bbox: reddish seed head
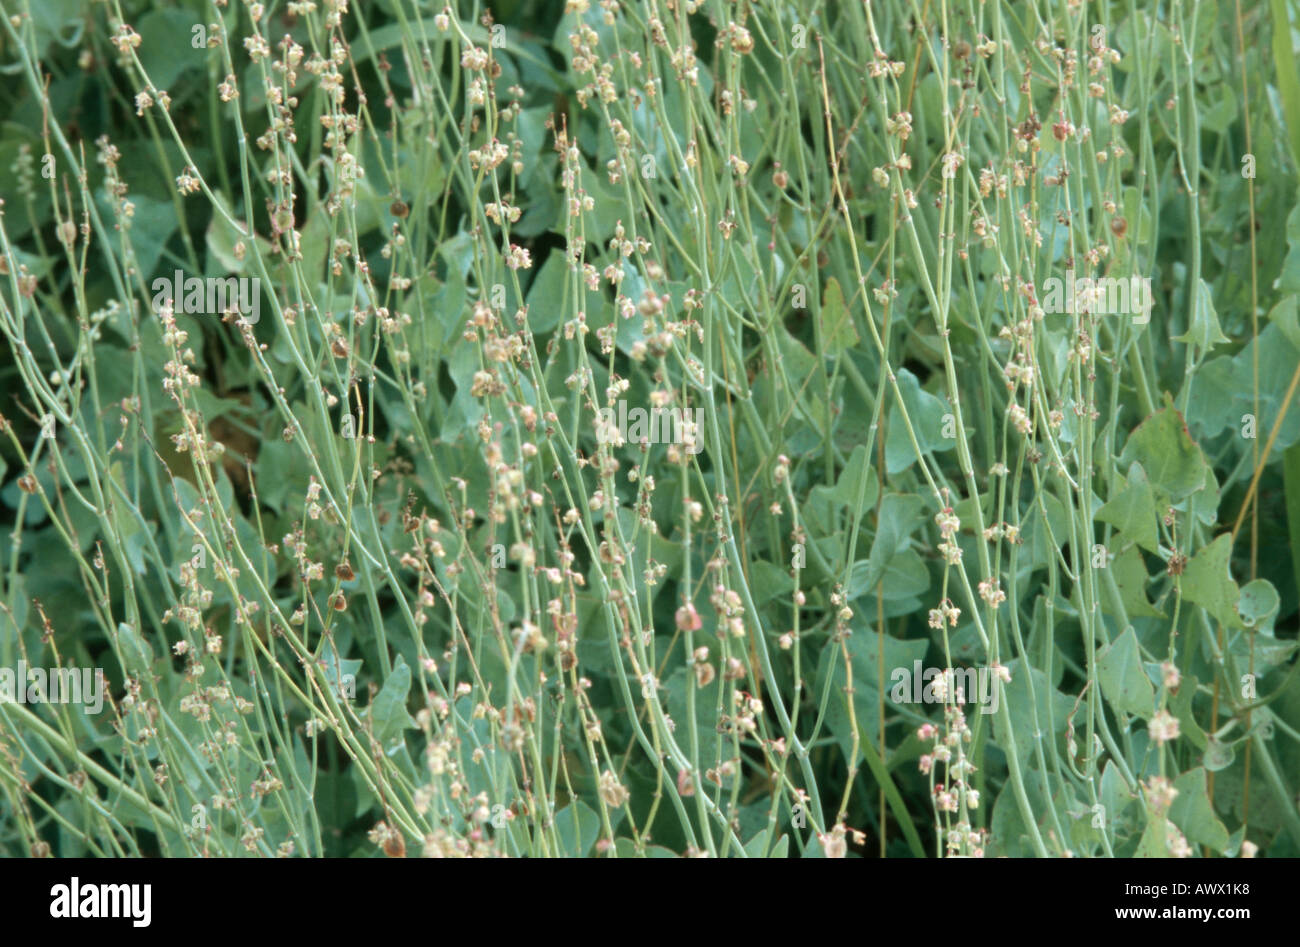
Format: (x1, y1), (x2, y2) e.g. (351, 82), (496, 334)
(677, 768), (695, 797)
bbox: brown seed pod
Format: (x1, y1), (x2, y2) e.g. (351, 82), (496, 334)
(390, 200), (409, 218)
(677, 768), (696, 797)
(383, 831), (406, 858)
(1111, 215), (1128, 238)
(331, 336), (350, 358)
(335, 562), (355, 581)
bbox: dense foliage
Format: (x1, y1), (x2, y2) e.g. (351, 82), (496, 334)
(0, 0), (1298, 858)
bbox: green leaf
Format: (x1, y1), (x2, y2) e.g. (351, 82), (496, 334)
(1200, 90), (1238, 135)
(1133, 817), (1168, 857)
(1170, 673), (1207, 750)
(747, 560), (795, 607)
(849, 713), (926, 858)
(614, 839), (677, 858)
(118, 195), (179, 284)
(1186, 356), (1241, 438)
(742, 829), (770, 857)
(439, 232), (476, 282)
(137, 10), (202, 89)
(317, 655), (363, 700)
(1236, 579), (1280, 630)
(114, 623), (154, 676)
(991, 660), (1076, 762)
(1240, 326), (1300, 450)
(367, 656), (418, 747)
(1122, 186), (1154, 245)
(837, 647), (930, 863)
(1101, 760), (1139, 838)
(1096, 463), (1159, 553)
(753, 833), (791, 858)
(1173, 279), (1230, 352)
(817, 624), (928, 765)
(1202, 737), (1235, 772)
(27, 0), (86, 52)
(1286, 442), (1300, 605)
(820, 277), (859, 354)
(1269, 0), (1300, 171)
(1182, 534), (1242, 630)
(1107, 545), (1164, 619)
(1118, 398), (1208, 504)
(1270, 296), (1300, 350)
(775, 329), (822, 430)
(874, 550), (931, 601)
(884, 370), (955, 474)
(1228, 619), (1297, 669)
(1096, 628), (1156, 719)
(524, 249), (569, 334)
(1279, 207), (1300, 296)
(828, 444), (878, 512)
(553, 801), (601, 856)
(354, 19), (564, 88)
(989, 769), (1056, 856)
(664, 666), (719, 768)
(847, 493), (923, 595)
(1182, 462), (1221, 528)
(205, 193), (273, 276)
(1169, 768), (1230, 853)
